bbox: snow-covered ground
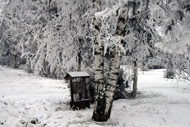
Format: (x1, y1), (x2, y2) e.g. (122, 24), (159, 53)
(0, 66), (190, 127)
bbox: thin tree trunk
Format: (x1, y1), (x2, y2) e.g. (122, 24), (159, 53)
(101, 1), (135, 120)
(92, 0), (136, 122)
(49, 0), (52, 20)
(165, 55), (175, 79)
(92, 0), (105, 121)
(77, 50), (82, 71)
(103, 48), (120, 121)
(27, 58), (32, 73)
(92, 39), (105, 121)
(13, 55), (17, 68)
(132, 60), (138, 98)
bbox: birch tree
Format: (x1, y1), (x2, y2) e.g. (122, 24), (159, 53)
(92, 0), (105, 121)
(92, 0), (136, 121)
(91, 0), (167, 120)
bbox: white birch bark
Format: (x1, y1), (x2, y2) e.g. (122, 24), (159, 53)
(104, 48), (120, 115)
(92, 0), (105, 121)
(93, 38), (104, 106)
(102, 0), (135, 120)
(92, 0), (136, 121)
(92, 0), (103, 96)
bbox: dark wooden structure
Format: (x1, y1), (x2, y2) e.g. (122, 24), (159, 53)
(65, 72), (90, 110)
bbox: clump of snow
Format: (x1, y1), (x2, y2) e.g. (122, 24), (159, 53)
(155, 34), (190, 55)
(67, 72), (90, 78)
(95, 8), (111, 19)
(0, 66), (190, 127)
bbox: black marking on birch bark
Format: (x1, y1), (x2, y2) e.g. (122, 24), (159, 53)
(105, 94), (114, 99)
(106, 83), (116, 88)
(118, 17), (126, 23)
(95, 25), (101, 31)
(120, 30), (126, 36)
(112, 72), (119, 76)
(105, 87), (115, 92)
(96, 61), (104, 66)
(94, 81), (104, 86)
(94, 40), (99, 44)
(95, 69), (104, 72)
(97, 64), (104, 68)
(99, 62), (104, 67)
(109, 78), (115, 81)
(115, 29), (126, 36)
(94, 51), (102, 55)
(100, 46), (104, 51)
(107, 70), (119, 75)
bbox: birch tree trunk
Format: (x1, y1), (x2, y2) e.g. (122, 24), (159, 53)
(92, 39), (105, 121)
(103, 48), (120, 120)
(93, 7), (129, 122)
(92, 0), (136, 121)
(92, 0), (106, 121)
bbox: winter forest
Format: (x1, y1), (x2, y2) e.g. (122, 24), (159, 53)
(0, 0), (190, 126)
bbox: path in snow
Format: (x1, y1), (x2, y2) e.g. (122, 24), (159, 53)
(0, 66), (190, 127)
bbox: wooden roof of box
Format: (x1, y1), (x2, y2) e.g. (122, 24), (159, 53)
(65, 72), (90, 79)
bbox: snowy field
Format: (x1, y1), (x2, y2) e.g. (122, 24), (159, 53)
(0, 66), (190, 127)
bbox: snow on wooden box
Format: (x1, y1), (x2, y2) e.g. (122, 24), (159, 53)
(64, 72), (90, 110)
(67, 72), (90, 78)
